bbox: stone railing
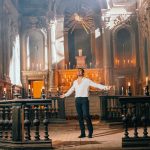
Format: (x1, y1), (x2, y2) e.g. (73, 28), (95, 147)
(119, 96), (150, 148)
(99, 96), (124, 122)
(0, 97), (65, 150)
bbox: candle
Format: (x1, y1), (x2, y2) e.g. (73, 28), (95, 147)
(57, 87), (59, 92)
(55, 100), (58, 111)
(28, 84), (31, 89)
(4, 87), (6, 92)
(40, 63), (41, 70)
(69, 62), (70, 69)
(123, 59), (125, 64)
(90, 62), (92, 68)
(78, 49), (82, 56)
(42, 86), (45, 90)
(128, 82), (130, 87)
(52, 100), (54, 108)
(146, 77), (148, 86)
(113, 85), (115, 94)
(37, 64), (38, 70)
(121, 86), (123, 95)
(65, 64), (67, 69)
(32, 63), (34, 70)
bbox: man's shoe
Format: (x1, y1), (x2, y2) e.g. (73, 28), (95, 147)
(88, 134), (92, 138)
(78, 134), (86, 138)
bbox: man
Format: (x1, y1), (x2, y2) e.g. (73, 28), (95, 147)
(60, 68), (111, 138)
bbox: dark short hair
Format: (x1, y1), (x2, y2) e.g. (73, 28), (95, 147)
(78, 68), (84, 74)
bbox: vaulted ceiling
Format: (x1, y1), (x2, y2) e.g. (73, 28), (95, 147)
(14, 0), (108, 17)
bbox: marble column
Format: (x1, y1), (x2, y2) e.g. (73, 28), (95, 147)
(102, 27), (113, 85)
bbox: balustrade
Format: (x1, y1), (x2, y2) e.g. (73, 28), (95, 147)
(0, 97), (65, 149)
(99, 96), (123, 122)
(119, 96), (150, 147)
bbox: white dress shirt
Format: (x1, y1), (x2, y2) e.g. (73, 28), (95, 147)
(64, 77), (107, 98)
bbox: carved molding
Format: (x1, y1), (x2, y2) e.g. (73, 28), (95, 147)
(22, 16), (49, 30)
(138, 0), (150, 37)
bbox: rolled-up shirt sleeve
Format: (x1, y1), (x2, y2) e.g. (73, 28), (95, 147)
(89, 79), (107, 90)
(64, 82), (75, 97)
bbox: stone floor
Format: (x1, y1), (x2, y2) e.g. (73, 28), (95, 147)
(48, 120), (124, 150)
(47, 120), (150, 150)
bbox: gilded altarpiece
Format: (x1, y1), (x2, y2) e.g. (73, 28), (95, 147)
(58, 69), (104, 93)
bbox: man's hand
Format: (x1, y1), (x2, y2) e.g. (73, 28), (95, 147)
(105, 86), (112, 90)
(60, 94), (65, 99)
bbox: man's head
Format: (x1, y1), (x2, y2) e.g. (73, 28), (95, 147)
(77, 68), (84, 77)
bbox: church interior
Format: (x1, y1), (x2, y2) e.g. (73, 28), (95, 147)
(0, 0), (150, 149)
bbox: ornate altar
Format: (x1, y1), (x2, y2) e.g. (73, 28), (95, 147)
(58, 69), (104, 93)
(75, 49), (87, 68)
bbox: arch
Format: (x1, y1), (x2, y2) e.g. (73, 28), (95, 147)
(112, 24), (136, 68)
(21, 28), (47, 71)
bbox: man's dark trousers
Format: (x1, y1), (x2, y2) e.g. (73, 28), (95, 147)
(75, 97), (93, 135)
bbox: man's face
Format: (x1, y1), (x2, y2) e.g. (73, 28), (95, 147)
(77, 69), (84, 77)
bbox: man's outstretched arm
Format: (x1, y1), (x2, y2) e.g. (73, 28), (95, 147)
(89, 79), (111, 90)
(60, 83), (75, 98)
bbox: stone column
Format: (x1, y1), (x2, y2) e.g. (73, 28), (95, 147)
(64, 30), (69, 69)
(20, 20), (27, 97)
(20, 33), (27, 71)
(147, 8), (150, 77)
(102, 27), (113, 85)
(2, 8), (7, 79)
(0, 0), (3, 78)
(91, 32), (96, 67)
(47, 22), (58, 91)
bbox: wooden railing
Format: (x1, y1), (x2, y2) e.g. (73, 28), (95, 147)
(0, 97), (65, 150)
(119, 96), (150, 148)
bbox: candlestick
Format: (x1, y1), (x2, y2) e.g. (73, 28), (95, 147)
(121, 86), (124, 95)
(4, 87), (6, 93)
(37, 64), (39, 70)
(146, 77), (148, 86)
(69, 62), (70, 69)
(90, 62), (92, 68)
(55, 100), (58, 111)
(52, 100), (54, 109)
(127, 82), (132, 96)
(2, 87), (7, 100)
(41, 87), (46, 99)
(65, 64), (67, 70)
(57, 87), (60, 96)
(40, 63), (41, 70)
(145, 85), (149, 96)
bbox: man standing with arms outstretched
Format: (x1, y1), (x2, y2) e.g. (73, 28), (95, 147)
(60, 68), (111, 138)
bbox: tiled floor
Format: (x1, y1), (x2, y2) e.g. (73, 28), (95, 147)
(49, 120), (124, 150)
